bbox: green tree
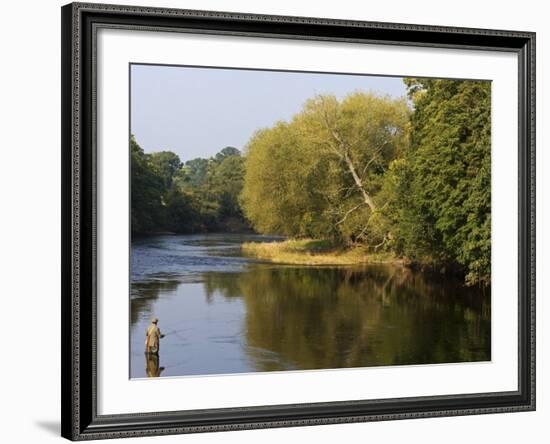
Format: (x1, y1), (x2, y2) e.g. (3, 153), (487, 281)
(214, 146), (241, 163)
(240, 92), (410, 245)
(164, 188), (202, 233)
(240, 122), (322, 237)
(176, 157), (209, 189)
(170, 147), (249, 232)
(149, 151), (182, 189)
(210, 152), (246, 218)
(130, 136), (166, 234)
(386, 79), (491, 285)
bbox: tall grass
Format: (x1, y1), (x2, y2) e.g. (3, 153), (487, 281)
(241, 239), (399, 266)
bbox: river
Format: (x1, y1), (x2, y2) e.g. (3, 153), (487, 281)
(130, 233), (490, 378)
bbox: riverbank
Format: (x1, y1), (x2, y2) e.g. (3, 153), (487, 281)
(241, 239), (404, 266)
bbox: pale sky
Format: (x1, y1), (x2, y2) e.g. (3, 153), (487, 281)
(130, 64), (407, 162)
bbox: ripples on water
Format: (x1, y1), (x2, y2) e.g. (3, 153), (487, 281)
(130, 234), (490, 378)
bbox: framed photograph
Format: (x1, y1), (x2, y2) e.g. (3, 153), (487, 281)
(61, 2), (536, 440)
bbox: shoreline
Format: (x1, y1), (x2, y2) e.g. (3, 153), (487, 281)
(241, 239), (406, 266)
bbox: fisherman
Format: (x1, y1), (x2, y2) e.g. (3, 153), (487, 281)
(145, 317), (165, 355)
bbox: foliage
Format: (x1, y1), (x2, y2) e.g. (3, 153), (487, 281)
(240, 92), (410, 246)
(176, 158), (209, 188)
(148, 151), (182, 189)
(130, 138), (249, 235)
(130, 136), (165, 233)
(384, 79), (491, 285)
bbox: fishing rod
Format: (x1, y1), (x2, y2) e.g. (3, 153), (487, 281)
(154, 320), (190, 336)
(161, 326), (192, 343)
(162, 328), (188, 336)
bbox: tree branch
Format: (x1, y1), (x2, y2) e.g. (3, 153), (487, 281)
(335, 202), (366, 226)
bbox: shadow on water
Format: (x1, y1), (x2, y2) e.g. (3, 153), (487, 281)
(130, 234), (490, 378)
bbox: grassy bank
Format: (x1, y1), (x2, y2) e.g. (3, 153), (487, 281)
(241, 239), (403, 266)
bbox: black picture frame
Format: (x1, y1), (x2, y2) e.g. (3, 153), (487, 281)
(61, 2), (536, 440)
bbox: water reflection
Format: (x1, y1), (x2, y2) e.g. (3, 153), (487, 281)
(203, 266), (490, 372)
(130, 235), (490, 378)
(145, 353), (165, 377)
(130, 279), (180, 325)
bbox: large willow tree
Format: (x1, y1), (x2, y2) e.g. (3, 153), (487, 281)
(240, 92), (410, 246)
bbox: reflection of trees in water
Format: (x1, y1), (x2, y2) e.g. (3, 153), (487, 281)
(130, 280), (180, 326)
(203, 273), (243, 303)
(203, 266), (490, 372)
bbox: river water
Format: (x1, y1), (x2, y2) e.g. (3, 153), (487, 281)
(130, 234), (490, 378)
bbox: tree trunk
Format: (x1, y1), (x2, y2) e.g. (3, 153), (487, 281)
(343, 152), (376, 212)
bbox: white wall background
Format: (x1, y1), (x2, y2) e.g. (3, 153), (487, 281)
(0, 0), (545, 443)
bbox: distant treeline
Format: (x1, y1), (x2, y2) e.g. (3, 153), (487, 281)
(131, 142), (249, 234)
(132, 78), (491, 285)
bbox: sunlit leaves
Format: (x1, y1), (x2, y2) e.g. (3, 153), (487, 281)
(240, 92), (410, 245)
